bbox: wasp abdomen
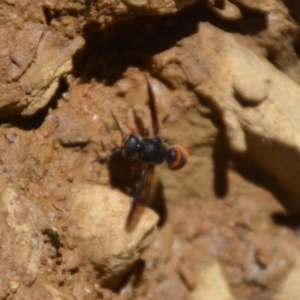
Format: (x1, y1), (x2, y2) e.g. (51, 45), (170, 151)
(166, 145), (189, 169)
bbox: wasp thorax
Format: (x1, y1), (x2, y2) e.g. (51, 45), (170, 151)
(138, 138), (166, 164)
(123, 134), (141, 158)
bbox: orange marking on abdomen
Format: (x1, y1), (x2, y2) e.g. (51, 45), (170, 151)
(170, 145), (189, 169)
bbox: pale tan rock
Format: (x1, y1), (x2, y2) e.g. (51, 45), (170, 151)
(60, 248), (81, 271)
(0, 30), (84, 117)
(123, 0), (148, 9)
(179, 264), (196, 291)
(239, 232), (295, 287)
(274, 256), (300, 300)
(223, 110), (246, 153)
(66, 183), (158, 287)
(211, 0), (242, 21)
(4, 23), (44, 82)
(11, 283), (76, 300)
(233, 73), (272, 104)
(43, 284), (77, 300)
(230, 0), (275, 13)
(192, 260), (236, 300)
(57, 115), (91, 147)
(257, 9), (300, 84)
(90, 0), (200, 25)
(148, 0), (196, 13)
(0, 185), (50, 298)
(153, 22), (300, 212)
(20, 33), (84, 116)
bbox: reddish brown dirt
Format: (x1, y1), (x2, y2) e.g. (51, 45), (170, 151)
(1, 1), (300, 300)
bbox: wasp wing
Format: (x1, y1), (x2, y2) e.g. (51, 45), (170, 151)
(126, 165), (154, 232)
(131, 107), (149, 137)
(145, 77), (160, 137)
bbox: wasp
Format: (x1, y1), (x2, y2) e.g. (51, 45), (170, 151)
(96, 76), (189, 230)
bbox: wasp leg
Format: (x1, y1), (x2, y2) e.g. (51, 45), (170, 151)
(94, 148), (122, 164)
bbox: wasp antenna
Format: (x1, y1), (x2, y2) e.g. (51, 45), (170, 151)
(110, 111), (125, 143)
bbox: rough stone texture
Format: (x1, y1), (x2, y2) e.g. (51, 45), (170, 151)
(19, 33), (84, 116)
(153, 22), (300, 213)
(0, 0), (84, 116)
(210, 0), (242, 21)
(57, 115), (91, 147)
(3, 23), (44, 83)
(192, 261), (236, 300)
(11, 283), (77, 300)
(230, 0), (276, 13)
(0, 184), (50, 299)
(274, 256), (300, 300)
(256, 8), (300, 84)
(0, 0), (297, 118)
(232, 73), (271, 104)
(66, 183), (158, 287)
(0, 0), (300, 299)
(0, 30), (84, 116)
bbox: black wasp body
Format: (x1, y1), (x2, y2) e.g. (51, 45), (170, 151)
(122, 134), (188, 169)
(96, 76), (189, 230)
(124, 135), (166, 164)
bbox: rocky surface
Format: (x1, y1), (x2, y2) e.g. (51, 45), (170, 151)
(0, 0), (300, 299)
(66, 184), (158, 288)
(152, 21), (300, 212)
(0, 185), (50, 299)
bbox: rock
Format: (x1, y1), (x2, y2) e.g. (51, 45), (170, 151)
(20, 33), (84, 116)
(230, 0), (275, 13)
(11, 283), (76, 300)
(210, 0), (243, 22)
(223, 110), (247, 153)
(0, 28), (84, 117)
(179, 264), (196, 291)
(192, 260), (236, 300)
(274, 256), (300, 300)
(0, 185), (50, 299)
(233, 73), (272, 105)
(239, 232), (294, 287)
(57, 116), (91, 147)
(4, 23), (44, 83)
(152, 22), (300, 213)
(65, 183), (158, 287)
(256, 9), (300, 84)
